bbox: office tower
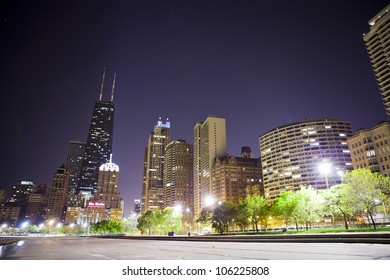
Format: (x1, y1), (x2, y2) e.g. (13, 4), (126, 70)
(78, 70), (116, 195)
(94, 155), (122, 218)
(65, 140), (86, 207)
(133, 199), (141, 214)
(193, 116), (227, 218)
(45, 164), (70, 223)
(25, 184), (49, 225)
(163, 139), (193, 212)
(347, 121), (390, 176)
(141, 118), (171, 212)
(259, 119), (353, 201)
(8, 180), (37, 222)
(363, 4), (390, 117)
(211, 146), (262, 204)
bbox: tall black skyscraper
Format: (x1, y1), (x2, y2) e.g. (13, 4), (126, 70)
(65, 140), (86, 206)
(78, 70), (116, 196)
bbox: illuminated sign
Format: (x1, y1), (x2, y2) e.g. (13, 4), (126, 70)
(87, 201), (105, 208)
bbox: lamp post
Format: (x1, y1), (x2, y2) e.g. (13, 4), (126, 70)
(319, 161), (332, 189)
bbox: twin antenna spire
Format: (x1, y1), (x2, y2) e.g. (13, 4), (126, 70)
(99, 67), (116, 102)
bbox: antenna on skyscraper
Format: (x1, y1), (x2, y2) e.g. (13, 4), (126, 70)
(111, 73), (116, 102)
(99, 67), (106, 101)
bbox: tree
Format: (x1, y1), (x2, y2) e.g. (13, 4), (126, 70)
(274, 191), (299, 231)
(91, 220), (123, 234)
(321, 184), (356, 229)
(241, 195), (269, 233)
(294, 186), (324, 230)
(342, 169), (389, 229)
(137, 210), (157, 235)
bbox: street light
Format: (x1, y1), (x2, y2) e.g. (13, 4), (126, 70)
(319, 161), (332, 189)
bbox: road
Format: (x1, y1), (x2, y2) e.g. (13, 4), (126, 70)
(1, 236), (390, 260)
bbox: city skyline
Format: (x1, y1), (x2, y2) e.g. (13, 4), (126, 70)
(1, 1), (388, 214)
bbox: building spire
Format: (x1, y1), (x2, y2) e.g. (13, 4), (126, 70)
(99, 67), (106, 101)
(111, 73), (116, 102)
(109, 153), (112, 164)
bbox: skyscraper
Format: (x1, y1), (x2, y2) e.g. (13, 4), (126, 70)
(78, 70), (116, 196)
(163, 139), (193, 211)
(94, 155), (121, 210)
(45, 164), (70, 223)
(363, 4), (390, 117)
(193, 116), (227, 218)
(259, 119), (353, 201)
(65, 140), (86, 207)
(141, 118), (171, 212)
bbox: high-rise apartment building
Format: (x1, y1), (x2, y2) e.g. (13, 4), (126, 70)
(45, 165), (70, 223)
(211, 147), (262, 204)
(259, 119), (353, 201)
(347, 121), (390, 176)
(78, 70), (116, 195)
(193, 116), (227, 218)
(141, 118), (171, 212)
(163, 139), (193, 212)
(65, 140), (86, 207)
(363, 4), (390, 117)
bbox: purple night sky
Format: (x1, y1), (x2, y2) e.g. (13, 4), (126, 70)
(1, 0), (388, 215)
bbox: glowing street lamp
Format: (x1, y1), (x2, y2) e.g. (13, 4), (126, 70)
(205, 196), (215, 207)
(319, 161), (332, 189)
(20, 221), (29, 231)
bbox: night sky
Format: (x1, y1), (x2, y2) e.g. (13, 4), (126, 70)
(1, 0), (388, 215)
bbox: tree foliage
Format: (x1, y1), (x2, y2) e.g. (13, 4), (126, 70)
(341, 169), (390, 229)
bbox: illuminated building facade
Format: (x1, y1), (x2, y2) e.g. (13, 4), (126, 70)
(193, 116), (227, 218)
(25, 184), (49, 225)
(65, 140), (86, 207)
(78, 70), (116, 195)
(141, 118), (171, 212)
(347, 121), (390, 176)
(259, 119), (353, 201)
(363, 4), (390, 117)
(163, 139), (193, 211)
(211, 147), (262, 204)
(45, 165), (70, 223)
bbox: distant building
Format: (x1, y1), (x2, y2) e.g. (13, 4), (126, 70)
(0, 205), (21, 227)
(93, 155), (123, 220)
(211, 147), (262, 204)
(45, 165), (69, 223)
(65, 140), (86, 207)
(347, 121), (390, 176)
(0, 188), (7, 205)
(193, 116), (227, 218)
(141, 118), (171, 212)
(363, 4), (390, 117)
(8, 180), (36, 222)
(259, 119), (353, 201)
(163, 139), (193, 212)
(133, 199), (141, 215)
(25, 184), (49, 225)
(64, 207), (82, 225)
(78, 70), (116, 196)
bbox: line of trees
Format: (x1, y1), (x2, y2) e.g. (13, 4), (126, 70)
(196, 169), (390, 234)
